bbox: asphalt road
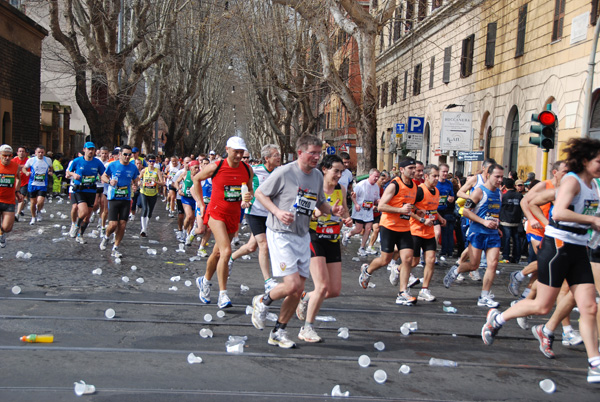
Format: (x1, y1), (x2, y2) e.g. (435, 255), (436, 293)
(0, 195), (598, 401)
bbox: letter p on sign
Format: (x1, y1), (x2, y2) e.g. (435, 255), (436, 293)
(408, 117), (425, 134)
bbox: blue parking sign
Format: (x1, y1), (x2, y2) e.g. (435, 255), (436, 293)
(408, 117), (425, 133)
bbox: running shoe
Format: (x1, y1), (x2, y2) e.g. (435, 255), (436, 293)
(365, 246), (378, 255)
(251, 294), (268, 330)
(69, 224), (78, 238)
(387, 260), (398, 271)
(268, 328), (296, 348)
(264, 278), (278, 293)
(231, 236), (240, 246)
(588, 365), (600, 383)
(510, 300), (530, 330)
(0, 233), (6, 248)
(197, 247), (208, 257)
(358, 264), (371, 289)
(185, 233), (195, 246)
(228, 257), (234, 277)
(196, 276), (211, 304)
(140, 231), (147, 238)
(481, 308), (501, 345)
(532, 325), (555, 359)
(75, 234), (87, 244)
(498, 259), (509, 264)
(443, 265), (459, 288)
(29, 217), (36, 225)
(341, 232), (349, 246)
(14, 215), (18, 222)
(456, 273), (465, 282)
(357, 247), (367, 257)
(389, 266), (399, 286)
(407, 273), (420, 288)
(298, 326), (321, 343)
(477, 294), (499, 308)
(217, 292), (232, 309)
(296, 292), (308, 321)
(417, 288), (436, 302)
(111, 247), (122, 258)
(36, 214), (42, 222)
(416, 262), (424, 268)
(99, 236), (108, 251)
(562, 330), (583, 346)
(507, 271), (522, 297)
(396, 291), (417, 305)
(469, 269), (481, 281)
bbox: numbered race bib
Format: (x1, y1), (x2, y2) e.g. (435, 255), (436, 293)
(485, 212), (500, 223)
(203, 197), (210, 204)
(34, 173), (46, 182)
(439, 195), (448, 206)
(114, 186), (129, 199)
(224, 185), (242, 202)
(296, 188), (318, 216)
(362, 201), (374, 210)
(315, 219), (341, 240)
(426, 210), (439, 224)
(144, 179), (156, 189)
(583, 199), (599, 216)
(0, 174), (15, 188)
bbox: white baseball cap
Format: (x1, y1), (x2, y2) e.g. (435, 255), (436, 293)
(0, 144), (13, 154)
(209, 150), (216, 155)
(226, 136), (248, 151)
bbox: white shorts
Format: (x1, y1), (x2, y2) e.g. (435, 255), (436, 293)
(266, 228), (311, 278)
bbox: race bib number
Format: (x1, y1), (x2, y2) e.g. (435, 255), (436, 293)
(0, 174), (15, 187)
(315, 220), (341, 240)
(439, 195), (448, 206)
(114, 186), (129, 199)
(82, 175), (96, 185)
(185, 188), (192, 197)
(296, 188), (318, 216)
(362, 201), (374, 210)
(34, 173), (46, 182)
(144, 179), (156, 189)
(583, 199), (599, 216)
(203, 197), (210, 204)
(485, 212), (500, 222)
(224, 185), (242, 202)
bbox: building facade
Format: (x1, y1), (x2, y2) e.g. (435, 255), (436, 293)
(376, 0), (600, 178)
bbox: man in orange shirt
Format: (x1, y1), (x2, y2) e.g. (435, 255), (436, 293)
(0, 145), (24, 247)
(12, 146), (29, 221)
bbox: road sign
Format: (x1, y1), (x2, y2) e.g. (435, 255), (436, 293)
(406, 133), (423, 150)
(408, 117), (425, 133)
(457, 151), (484, 162)
(395, 123), (405, 134)
(339, 144), (348, 153)
(326, 146), (336, 155)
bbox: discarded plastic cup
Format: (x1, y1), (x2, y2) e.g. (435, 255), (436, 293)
(266, 312), (278, 322)
(204, 314), (213, 322)
(187, 352), (203, 364)
(400, 324), (411, 336)
(352, 257), (360, 261)
(185, 280), (192, 287)
(443, 306), (458, 313)
(16, 251), (24, 259)
(37, 229), (44, 235)
(169, 286), (178, 291)
(374, 341), (385, 351)
(114, 258), (121, 264)
(429, 357), (457, 367)
(399, 364), (411, 374)
(170, 275), (181, 282)
(539, 379), (556, 393)
(199, 328), (213, 338)
(443, 300), (452, 306)
(226, 343), (244, 353)
(92, 268), (102, 275)
(358, 355), (371, 368)
(367, 283), (376, 288)
(11, 285), (21, 295)
(105, 308), (115, 319)
(225, 335), (247, 354)
(178, 244), (185, 252)
(162, 247), (168, 252)
(131, 265), (137, 271)
(23, 252), (32, 259)
(315, 315), (336, 322)
(136, 278), (144, 284)
(338, 327), (349, 339)
(374, 369), (387, 384)
(155, 216), (160, 221)
(74, 380), (96, 396)
(147, 248), (157, 255)
(216, 310), (226, 318)
(331, 384), (350, 397)
(240, 284), (249, 294)
(121, 276), (130, 283)
(242, 255), (251, 260)
(406, 322), (418, 331)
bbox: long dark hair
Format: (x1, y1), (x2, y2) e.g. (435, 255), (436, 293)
(563, 137), (600, 173)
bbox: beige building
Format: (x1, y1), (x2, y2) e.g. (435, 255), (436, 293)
(376, 0), (600, 179)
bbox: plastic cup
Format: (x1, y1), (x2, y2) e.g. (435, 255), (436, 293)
(187, 352), (202, 364)
(162, 247), (168, 252)
(374, 369), (387, 384)
(443, 300), (452, 306)
(122, 276), (130, 283)
(358, 355), (371, 367)
(74, 380), (95, 396)
(539, 379), (556, 393)
(226, 343), (244, 353)
(131, 265), (137, 271)
(136, 278), (144, 284)
(92, 268), (102, 275)
(114, 258), (121, 264)
(204, 313), (213, 322)
(105, 308), (115, 319)
(185, 280), (192, 287)
(400, 324), (411, 336)
(399, 364), (411, 374)
(374, 341), (385, 351)
(407, 322), (418, 331)
(11, 286), (21, 295)
(216, 310), (225, 318)
(199, 328), (213, 338)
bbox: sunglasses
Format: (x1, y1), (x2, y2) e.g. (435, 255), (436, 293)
(242, 156), (250, 159)
(148, 160), (156, 163)
(122, 153), (132, 157)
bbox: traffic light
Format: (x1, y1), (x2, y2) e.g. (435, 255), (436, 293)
(529, 110), (557, 150)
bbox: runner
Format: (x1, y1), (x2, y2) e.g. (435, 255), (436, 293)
(250, 135), (343, 348)
(67, 142), (106, 244)
(99, 146), (140, 257)
(481, 138), (600, 383)
(176, 159), (200, 244)
(0, 145), (23, 248)
(165, 156), (182, 217)
(138, 154), (164, 237)
(12, 146), (29, 221)
(192, 137), (253, 309)
(195, 157), (213, 257)
(23, 146), (53, 225)
(365, 170), (389, 254)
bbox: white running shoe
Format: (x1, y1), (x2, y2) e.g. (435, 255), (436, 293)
(298, 326), (322, 343)
(217, 292), (232, 309)
(69, 224), (78, 238)
(389, 266), (400, 286)
(197, 247), (208, 257)
(268, 328), (296, 348)
(357, 247), (367, 257)
(418, 288), (436, 302)
(75, 235), (87, 244)
(341, 232), (349, 247)
(99, 236), (108, 251)
(477, 294), (499, 308)
(251, 294), (268, 330)
(562, 330), (583, 346)
(470, 269), (481, 281)
(407, 274), (421, 289)
(111, 247), (122, 258)
(29, 217), (36, 225)
(196, 277), (211, 304)
(365, 246), (378, 255)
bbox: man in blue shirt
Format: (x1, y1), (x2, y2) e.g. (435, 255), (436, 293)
(435, 163), (455, 258)
(100, 145), (140, 258)
(67, 142), (106, 244)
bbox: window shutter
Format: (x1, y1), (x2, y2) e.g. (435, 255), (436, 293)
(413, 63), (422, 95)
(485, 22), (497, 67)
(429, 56), (435, 89)
(443, 46), (451, 84)
(403, 70), (408, 100)
(515, 4), (527, 57)
(460, 34), (474, 77)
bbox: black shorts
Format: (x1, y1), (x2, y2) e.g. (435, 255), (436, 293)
(108, 200), (131, 222)
(588, 246), (600, 263)
(353, 218), (372, 225)
(169, 185), (177, 192)
(373, 214), (381, 224)
(176, 199), (184, 214)
(310, 230), (342, 263)
(28, 190), (47, 198)
(413, 236), (437, 255)
(380, 226), (414, 253)
(19, 185), (28, 197)
(72, 192), (96, 207)
(247, 214), (267, 236)
(0, 202), (15, 213)
(96, 186), (104, 194)
(537, 235), (594, 288)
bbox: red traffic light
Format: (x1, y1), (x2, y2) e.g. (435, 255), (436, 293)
(538, 111), (556, 126)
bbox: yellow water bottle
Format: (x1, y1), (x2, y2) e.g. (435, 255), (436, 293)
(20, 334), (54, 343)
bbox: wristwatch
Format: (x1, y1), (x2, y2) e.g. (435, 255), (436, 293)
(419, 217), (425, 223)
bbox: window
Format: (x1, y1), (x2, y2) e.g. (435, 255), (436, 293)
(405, 0), (414, 32)
(460, 34), (475, 78)
(379, 29), (384, 53)
(552, 0), (566, 41)
(381, 82), (389, 108)
(403, 70), (408, 100)
(391, 77), (398, 105)
(592, 0), (599, 26)
(432, 0), (443, 11)
(413, 63), (422, 95)
(376, 85), (380, 109)
(515, 4), (527, 57)
(443, 46), (451, 84)
(429, 56), (435, 89)
(418, 0), (427, 22)
(485, 22), (497, 67)
(340, 58), (349, 82)
(388, 18), (393, 47)
(393, 6), (402, 42)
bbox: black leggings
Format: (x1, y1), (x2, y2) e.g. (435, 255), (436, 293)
(139, 194), (158, 218)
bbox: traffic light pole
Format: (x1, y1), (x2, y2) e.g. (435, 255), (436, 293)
(541, 149), (548, 180)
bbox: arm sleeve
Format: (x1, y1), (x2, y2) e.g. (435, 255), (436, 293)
(415, 186), (424, 203)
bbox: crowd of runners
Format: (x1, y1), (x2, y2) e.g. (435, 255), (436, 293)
(1, 134), (599, 383)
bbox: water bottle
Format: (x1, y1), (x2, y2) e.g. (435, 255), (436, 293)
(429, 357), (458, 367)
(282, 203), (297, 230)
(20, 334), (54, 343)
(241, 182), (249, 199)
(589, 230), (600, 249)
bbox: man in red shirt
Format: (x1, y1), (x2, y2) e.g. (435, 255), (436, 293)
(0, 145), (24, 247)
(12, 146), (29, 221)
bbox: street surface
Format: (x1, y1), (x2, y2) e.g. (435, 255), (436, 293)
(1, 196), (599, 401)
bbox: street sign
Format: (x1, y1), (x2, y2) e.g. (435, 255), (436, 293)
(440, 112), (472, 151)
(356, 147), (363, 154)
(457, 151), (484, 161)
(395, 123), (405, 134)
(326, 146), (336, 155)
(408, 117), (425, 133)
(339, 145), (348, 153)
(406, 133), (423, 150)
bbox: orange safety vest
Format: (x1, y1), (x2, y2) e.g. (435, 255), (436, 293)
(410, 184), (440, 239)
(526, 179), (554, 238)
(380, 176), (417, 232)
